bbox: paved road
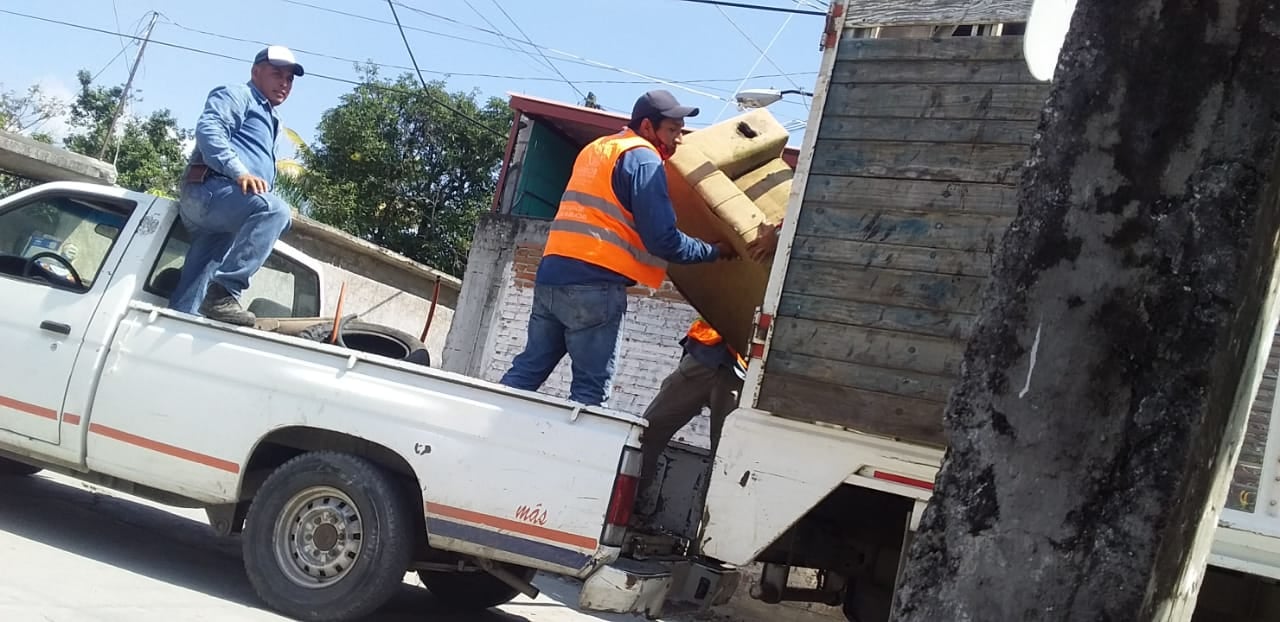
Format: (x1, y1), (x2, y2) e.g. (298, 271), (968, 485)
(0, 471), (658, 622)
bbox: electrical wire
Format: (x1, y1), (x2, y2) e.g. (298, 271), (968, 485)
(141, 14), (816, 92)
(278, 0), (727, 102)
(669, 0), (825, 16)
(485, 0), (589, 104)
(458, 0), (554, 77)
(715, 3), (810, 109)
(0, 8), (507, 138)
(385, 0), (431, 89)
(714, 4), (798, 122)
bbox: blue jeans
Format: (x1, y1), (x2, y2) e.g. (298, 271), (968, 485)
(500, 283), (628, 406)
(168, 177), (293, 314)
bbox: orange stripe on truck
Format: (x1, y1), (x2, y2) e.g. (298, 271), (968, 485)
(0, 395), (58, 420)
(428, 502), (598, 551)
(88, 423), (241, 474)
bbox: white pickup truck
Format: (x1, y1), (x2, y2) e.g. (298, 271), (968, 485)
(0, 180), (686, 620)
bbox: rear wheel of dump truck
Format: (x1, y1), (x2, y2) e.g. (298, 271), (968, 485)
(297, 319), (431, 367)
(418, 564), (536, 610)
(0, 457), (41, 476)
(242, 451), (415, 622)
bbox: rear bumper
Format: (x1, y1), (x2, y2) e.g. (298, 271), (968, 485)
(579, 558), (673, 618)
(578, 556), (741, 618)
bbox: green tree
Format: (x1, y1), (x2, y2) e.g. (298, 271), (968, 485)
(304, 67), (511, 275)
(63, 70), (191, 197)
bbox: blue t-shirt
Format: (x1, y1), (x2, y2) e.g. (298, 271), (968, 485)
(537, 146), (718, 286)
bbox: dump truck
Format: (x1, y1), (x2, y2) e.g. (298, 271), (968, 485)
(635, 3), (1280, 621)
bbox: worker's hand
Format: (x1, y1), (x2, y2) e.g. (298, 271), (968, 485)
(747, 222), (781, 262)
(237, 174), (269, 195)
(713, 240), (739, 261)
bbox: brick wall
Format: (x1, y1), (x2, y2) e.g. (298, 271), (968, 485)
(475, 242), (716, 447)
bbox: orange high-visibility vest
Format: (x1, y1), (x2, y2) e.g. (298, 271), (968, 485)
(686, 317), (748, 369)
(542, 129), (668, 288)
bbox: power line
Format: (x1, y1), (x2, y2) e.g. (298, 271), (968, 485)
(278, 0), (727, 102)
(108, 12), (817, 93)
(484, 0), (589, 104)
(385, 0), (432, 89)
(715, 4), (799, 122)
(0, 8), (506, 138)
(715, 4), (810, 101)
(671, 0), (826, 15)
(459, 0), (553, 77)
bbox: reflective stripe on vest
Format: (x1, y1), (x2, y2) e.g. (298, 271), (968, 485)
(543, 130), (668, 288)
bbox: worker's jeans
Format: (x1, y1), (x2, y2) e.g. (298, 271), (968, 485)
(500, 282), (628, 406)
(636, 354), (742, 511)
(168, 177), (293, 314)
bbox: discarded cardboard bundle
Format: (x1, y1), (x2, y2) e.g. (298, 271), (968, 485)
(663, 109), (792, 355)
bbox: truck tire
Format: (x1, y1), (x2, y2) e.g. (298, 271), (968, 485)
(418, 564), (536, 610)
(297, 319), (431, 367)
(242, 451), (415, 622)
(0, 457), (41, 476)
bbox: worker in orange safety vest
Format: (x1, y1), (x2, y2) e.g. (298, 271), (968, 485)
(636, 221), (782, 512)
(499, 90), (736, 406)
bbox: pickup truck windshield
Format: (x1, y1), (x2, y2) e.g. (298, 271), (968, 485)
(146, 220), (321, 318)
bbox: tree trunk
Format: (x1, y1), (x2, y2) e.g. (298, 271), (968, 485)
(891, 1), (1280, 620)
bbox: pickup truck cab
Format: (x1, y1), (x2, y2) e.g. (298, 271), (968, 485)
(0, 181), (665, 620)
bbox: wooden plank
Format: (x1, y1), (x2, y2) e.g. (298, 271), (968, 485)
(782, 259), (988, 314)
(831, 59), (1041, 85)
(791, 234), (995, 278)
(824, 83), (1050, 121)
(757, 373), (946, 447)
(769, 316), (968, 377)
(778, 292), (978, 340)
(810, 139), (1031, 184)
(803, 175), (1021, 216)
(843, 1), (1032, 29)
(796, 204), (1013, 252)
(767, 349), (958, 403)
(818, 116), (1039, 144)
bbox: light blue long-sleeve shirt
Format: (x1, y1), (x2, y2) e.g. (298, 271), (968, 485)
(190, 81), (279, 188)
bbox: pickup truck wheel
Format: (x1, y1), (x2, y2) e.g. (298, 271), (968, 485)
(0, 457), (41, 476)
(297, 320), (431, 367)
(242, 452), (414, 622)
(418, 564), (536, 610)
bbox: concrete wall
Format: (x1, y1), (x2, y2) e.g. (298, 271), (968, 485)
(444, 213), (715, 446)
(283, 216), (460, 364)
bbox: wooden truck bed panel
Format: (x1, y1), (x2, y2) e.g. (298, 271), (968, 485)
(759, 34), (1050, 447)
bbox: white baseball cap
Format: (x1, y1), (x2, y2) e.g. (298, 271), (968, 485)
(253, 45), (304, 77)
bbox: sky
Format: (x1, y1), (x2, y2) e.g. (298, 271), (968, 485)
(0, 0), (826, 151)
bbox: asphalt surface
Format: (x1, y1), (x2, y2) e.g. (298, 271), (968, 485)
(0, 470), (660, 622)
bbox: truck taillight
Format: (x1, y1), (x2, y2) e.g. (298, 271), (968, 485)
(602, 448), (642, 546)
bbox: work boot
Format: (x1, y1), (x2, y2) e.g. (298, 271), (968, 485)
(199, 281), (256, 327)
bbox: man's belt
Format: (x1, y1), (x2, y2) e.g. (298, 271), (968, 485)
(184, 163), (231, 185)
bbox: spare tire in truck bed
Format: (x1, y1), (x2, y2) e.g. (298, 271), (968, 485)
(296, 319), (431, 367)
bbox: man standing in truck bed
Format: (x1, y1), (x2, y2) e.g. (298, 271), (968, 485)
(500, 90), (734, 407)
(168, 45), (303, 326)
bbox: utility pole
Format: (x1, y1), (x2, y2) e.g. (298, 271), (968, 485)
(98, 11), (158, 161)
